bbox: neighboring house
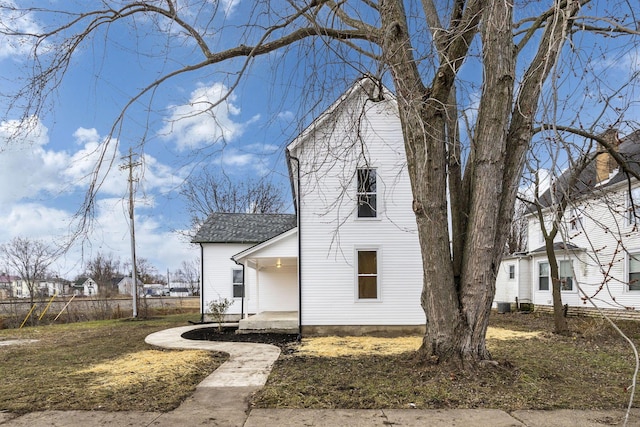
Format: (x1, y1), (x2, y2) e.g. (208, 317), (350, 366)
(71, 277), (99, 297)
(0, 274), (17, 299)
(194, 77), (426, 334)
(115, 276), (143, 296)
(495, 130), (640, 311)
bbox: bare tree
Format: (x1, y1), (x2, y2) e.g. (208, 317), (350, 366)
(181, 170), (286, 238)
(178, 258), (200, 296)
(506, 201), (528, 255)
(83, 252), (123, 297)
(1, 1), (639, 366)
(0, 237), (57, 306)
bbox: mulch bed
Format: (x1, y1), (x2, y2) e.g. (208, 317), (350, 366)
(182, 326), (300, 351)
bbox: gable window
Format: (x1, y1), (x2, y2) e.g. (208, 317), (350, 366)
(538, 262), (549, 291)
(232, 268), (244, 298)
(629, 253), (640, 291)
(357, 168), (377, 218)
(628, 188), (640, 226)
(508, 264), (515, 280)
(559, 260), (573, 291)
(357, 250), (378, 299)
(569, 207), (583, 231)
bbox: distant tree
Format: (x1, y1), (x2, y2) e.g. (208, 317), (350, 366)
(505, 201), (528, 255)
(177, 258), (200, 296)
(0, 237), (57, 306)
(131, 257), (157, 285)
(83, 252), (122, 297)
(181, 171), (286, 238)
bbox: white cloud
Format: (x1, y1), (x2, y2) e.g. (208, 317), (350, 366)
(220, 0), (241, 16)
(0, 120), (194, 279)
(159, 82), (259, 151)
(277, 111), (294, 121)
(0, 1), (46, 60)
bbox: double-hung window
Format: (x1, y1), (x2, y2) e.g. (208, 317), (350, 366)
(538, 260), (573, 291)
(232, 268), (244, 298)
(357, 168), (377, 218)
(539, 262), (549, 291)
(508, 264), (515, 280)
(559, 260), (573, 291)
(628, 188), (640, 226)
(569, 207), (583, 231)
(357, 250), (378, 299)
(629, 253), (640, 291)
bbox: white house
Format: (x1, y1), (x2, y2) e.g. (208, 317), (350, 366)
(194, 77), (426, 334)
(72, 277), (99, 297)
(495, 130), (640, 312)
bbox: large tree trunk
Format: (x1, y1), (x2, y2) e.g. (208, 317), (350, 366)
(379, 0), (580, 366)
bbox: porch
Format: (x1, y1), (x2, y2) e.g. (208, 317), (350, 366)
(238, 311), (299, 334)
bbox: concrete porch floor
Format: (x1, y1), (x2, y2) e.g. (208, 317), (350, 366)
(238, 311), (299, 334)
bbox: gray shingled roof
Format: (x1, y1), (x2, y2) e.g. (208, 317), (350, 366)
(535, 130), (640, 209)
(192, 213), (297, 244)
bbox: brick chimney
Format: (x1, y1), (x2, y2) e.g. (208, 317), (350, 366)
(596, 128), (620, 183)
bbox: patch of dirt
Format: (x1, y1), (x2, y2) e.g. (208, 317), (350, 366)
(182, 327), (299, 351)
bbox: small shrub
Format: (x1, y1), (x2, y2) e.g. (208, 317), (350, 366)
(207, 297), (233, 332)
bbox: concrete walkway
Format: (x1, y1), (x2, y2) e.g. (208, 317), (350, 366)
(1, 324), (639, 426)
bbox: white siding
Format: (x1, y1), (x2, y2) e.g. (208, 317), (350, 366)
(494, 258), (519, 305)
(255, 266), (298, 312)
(201, 243), (256, 315)
(290, 92), (425, 326)
(518, 181), (640, 310)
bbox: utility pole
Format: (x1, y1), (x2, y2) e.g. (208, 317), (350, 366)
(120, 148), (141, 318)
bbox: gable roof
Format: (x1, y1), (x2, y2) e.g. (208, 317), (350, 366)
(192, 212), (297, 244)
(286, 75), (395, 153)
(535, 130), (640, 209)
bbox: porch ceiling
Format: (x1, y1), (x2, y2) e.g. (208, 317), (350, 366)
(247, 256), (297, 270)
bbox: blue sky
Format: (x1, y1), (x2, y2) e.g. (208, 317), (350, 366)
(0, 0), (303, 279)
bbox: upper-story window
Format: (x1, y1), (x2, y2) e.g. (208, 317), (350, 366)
(569, 207), (583, 231)
(508, 264), (515, 280)
(628, 188), (640, 226)
(357, 168), (377, 218)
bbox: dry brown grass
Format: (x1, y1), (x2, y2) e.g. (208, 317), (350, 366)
(297, 327), (541, 357)
(254, 312), (640, 411)
(0, 314), (227, 414)
(78, 349), (215, 391)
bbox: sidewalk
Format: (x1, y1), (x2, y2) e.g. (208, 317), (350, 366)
(1, 324), (638, 426)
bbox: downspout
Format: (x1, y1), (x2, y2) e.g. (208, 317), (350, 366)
(232, 257), (245, 321)
(287, 150), (302, 338)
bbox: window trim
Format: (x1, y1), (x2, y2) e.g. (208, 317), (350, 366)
(568, 207), (583, 231)
(231, 267), (244, 299)
(356, 167), (378, 219)
(538, 261), (549, 291)
(558, 259), (574, 292)
(355, 247), (381, 301)
(628, 252), (640, 292)
(508, 264), (515, 280)
(627, 188), (640, 226)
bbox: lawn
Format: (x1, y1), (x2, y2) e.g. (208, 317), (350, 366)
(1, 311), (639, 414)
(0, 314), (227, 414)
(253, 312), (640, 411)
